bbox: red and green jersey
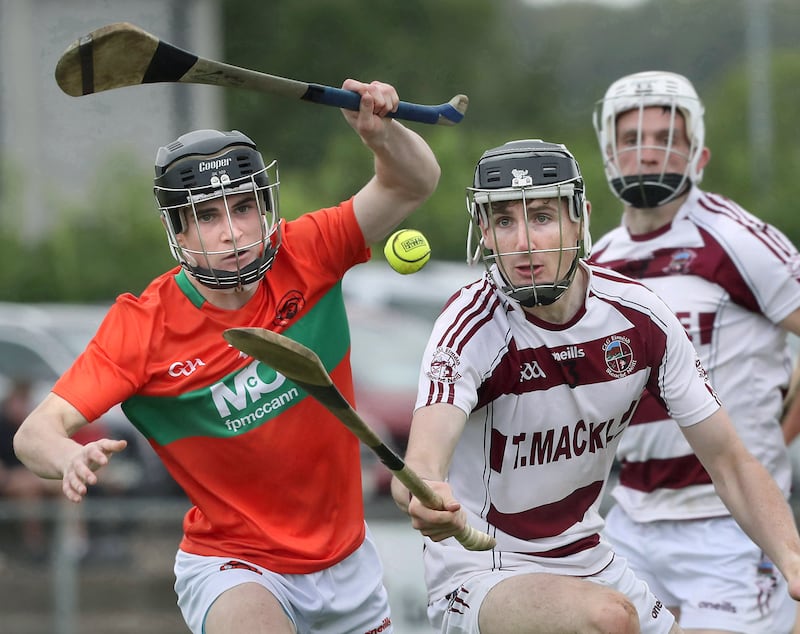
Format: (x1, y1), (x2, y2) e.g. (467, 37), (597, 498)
(53, 200), (372, 573)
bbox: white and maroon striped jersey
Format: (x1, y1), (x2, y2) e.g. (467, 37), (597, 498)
(416, 262), (720, 600)
(591, 186), (800, 522)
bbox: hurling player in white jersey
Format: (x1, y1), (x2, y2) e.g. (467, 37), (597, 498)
(390, 139), (800, 634)
(589, 71), (800, 633)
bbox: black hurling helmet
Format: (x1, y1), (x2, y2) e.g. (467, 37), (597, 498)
(153, 129), (281, 290)
(466, 139), (590, 307)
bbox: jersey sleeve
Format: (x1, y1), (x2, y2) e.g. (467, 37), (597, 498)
(697, 196), (800, 323)
(646, 291), (722, 427)
(52, 294), (156, 422)
(415, 283), (503, 417)
(279, 197), (371, 282)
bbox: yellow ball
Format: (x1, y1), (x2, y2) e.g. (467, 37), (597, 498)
(383, 229), (431, 275)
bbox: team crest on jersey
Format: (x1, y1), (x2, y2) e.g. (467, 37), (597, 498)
(273, 290), (305, 326)
(662, 249), (696, 274)
(427, 346), (462, 384)
(603, 335), (636, 378)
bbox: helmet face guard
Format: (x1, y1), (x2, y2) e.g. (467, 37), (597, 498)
(153, 130), (281, 290)
(593, 71), (705, 208)
(466, 139), (590, 307)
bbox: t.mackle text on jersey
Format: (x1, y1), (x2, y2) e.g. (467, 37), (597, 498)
(491, 399), (636, 472)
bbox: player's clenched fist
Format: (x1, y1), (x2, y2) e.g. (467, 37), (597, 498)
(405, 480), (466, 543)
(340, 79), (399, 140)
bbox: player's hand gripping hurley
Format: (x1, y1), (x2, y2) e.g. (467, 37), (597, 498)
(223, 328), (496, 552)
(54, 22), (469, 126)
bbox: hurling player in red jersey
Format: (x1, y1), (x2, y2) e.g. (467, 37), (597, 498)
(13, 79), (440, 634)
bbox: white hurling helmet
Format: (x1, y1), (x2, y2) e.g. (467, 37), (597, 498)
(466, 139), (590, 307)
(592, 70), (706, 208)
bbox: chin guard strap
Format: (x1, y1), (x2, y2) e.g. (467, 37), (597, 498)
(611, 173), (691, 208)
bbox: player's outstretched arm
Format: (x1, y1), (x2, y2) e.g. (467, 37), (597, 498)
(13, 393), (127, 503)
(344, 79), (441, 245)
(392, 403), (471, 541)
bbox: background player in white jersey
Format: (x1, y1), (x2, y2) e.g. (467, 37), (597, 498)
(13, 80), (440, 634)
(590, 70), (800, 633)
(390, 139), (800, 634)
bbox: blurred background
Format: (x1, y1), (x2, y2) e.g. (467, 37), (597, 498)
(1, 0), (799, 631)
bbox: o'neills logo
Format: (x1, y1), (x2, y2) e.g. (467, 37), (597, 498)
(603, 335), (636, 378)
(551, 345), (585, 362)
(365, 617), (391, 634)
(199, 158), (232, 171)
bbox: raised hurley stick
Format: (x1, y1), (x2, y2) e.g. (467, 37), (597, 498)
(55, 22), (469, 126)
(223, 327), (496, 551)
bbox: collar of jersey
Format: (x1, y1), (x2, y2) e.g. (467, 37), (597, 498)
(175, 269), (207, 308)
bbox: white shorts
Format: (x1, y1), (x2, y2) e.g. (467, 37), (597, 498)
(174, 525), (392, 634)
(604, 505), (796, 633)
(428, 553), (675, 634)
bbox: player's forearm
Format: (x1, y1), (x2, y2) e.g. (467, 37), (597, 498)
(354, 122), (440, 244)
(372, 121), (440, 203)
(782, 388), (800, 445)
(713, 451), (800, 577)
(13, 415), (81, 480)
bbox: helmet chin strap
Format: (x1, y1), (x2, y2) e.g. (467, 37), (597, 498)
(611, 174), (691, 208)
(183, 248), (277, 290)
(511, 284), (566, 307)
(503, 253), (581, 308)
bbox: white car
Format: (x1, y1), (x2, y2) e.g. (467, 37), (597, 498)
(0, 301), (171, 495)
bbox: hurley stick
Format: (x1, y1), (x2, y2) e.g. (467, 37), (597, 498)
(223, 327), (495, 551)
(55, 22), (469, 126)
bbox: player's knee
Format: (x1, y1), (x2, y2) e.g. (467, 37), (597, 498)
(590, 591), (640, 634)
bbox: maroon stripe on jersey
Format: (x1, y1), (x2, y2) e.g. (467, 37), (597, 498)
(486, 480), (603, 539)
(425, 278), (500, 406)
(477, 286), (669, 413)
(588, 245), (608, 263)
(514, 533), (600, 558)
(700, 192), (797, 262)
(476, 328), (640, 408)
(592, 231), (761, 314)
(629, 391), (668, 426)
(489, 427), (505, 473)
(618, 454), (711, 491)
(441, 276), (484, 312)
(694, 227), (760, 312)
(439, 278), (497, 352)
(589, 266), (648, 288)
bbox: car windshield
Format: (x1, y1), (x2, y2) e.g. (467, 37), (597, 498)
(0, 303), (107, 383)
(348, 307), (432, 392)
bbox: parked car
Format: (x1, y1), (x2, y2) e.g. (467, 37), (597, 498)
(0, 301), (175, 496)
(343, 260), (483, 322)
(347, 302), (433, 498)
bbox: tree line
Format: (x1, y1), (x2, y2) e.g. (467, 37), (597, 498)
(1, 0), (798, 302)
